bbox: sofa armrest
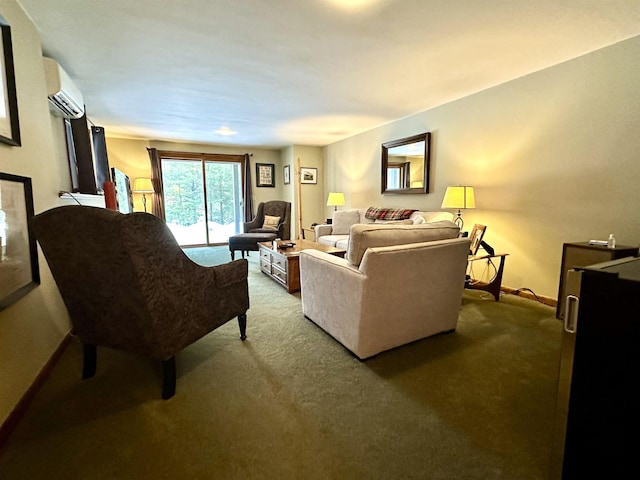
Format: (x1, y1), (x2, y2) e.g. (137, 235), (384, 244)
(300, 250), (364, 327)
(314, 224), (333, 240)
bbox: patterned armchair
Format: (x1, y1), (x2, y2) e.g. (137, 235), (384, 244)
(244, 201), (292, 240)
(30, 205), (249, 399)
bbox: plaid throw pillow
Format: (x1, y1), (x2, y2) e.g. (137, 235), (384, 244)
(365, 207), (416, 221)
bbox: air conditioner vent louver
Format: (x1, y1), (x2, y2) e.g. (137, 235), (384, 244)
(43, 57), (85, 119)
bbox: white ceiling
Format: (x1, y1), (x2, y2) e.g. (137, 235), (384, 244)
(17, 0), (640, 148)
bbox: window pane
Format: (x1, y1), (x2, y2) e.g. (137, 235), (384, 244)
(162, 159), (207, 245)
(205, 161), (243, 243)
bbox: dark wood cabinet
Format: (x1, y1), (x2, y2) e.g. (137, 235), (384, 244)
(556, 242), (638, 318)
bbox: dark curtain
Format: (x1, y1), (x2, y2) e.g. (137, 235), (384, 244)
(403, 162), (411, 188)
(243, 153), (254, 222)
(147, 147), (166, 221)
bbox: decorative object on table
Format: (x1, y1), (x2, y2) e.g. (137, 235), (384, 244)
(300, 167), (317, 184)
(256, 163), (275, 187)
(132, 177), (154, 213)
(469, 224), (486, 255)
(283, 165), (290, 185)
(0, 16), (21, 147)
(0, 173), (39, 311)
(326, 192), (345, 212)
(30, 205), (249, 399)
(441, 185), (475, 229)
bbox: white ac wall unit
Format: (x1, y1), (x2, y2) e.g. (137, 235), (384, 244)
(43, 57), (85, 119)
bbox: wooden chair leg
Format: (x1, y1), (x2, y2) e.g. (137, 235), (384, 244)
(162, 357), (176, 400)
(238, 313), (247, 340)
(82, 344), (97, 379)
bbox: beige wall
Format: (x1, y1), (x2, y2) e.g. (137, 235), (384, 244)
(324, 35), (640, 299)
(281, 145), (324, 238)
(0, 1), (75, 426)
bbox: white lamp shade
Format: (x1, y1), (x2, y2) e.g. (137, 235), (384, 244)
(441, 186), (475, 209)
(326, 192), (345, 207)
(132, 178), (154, 193)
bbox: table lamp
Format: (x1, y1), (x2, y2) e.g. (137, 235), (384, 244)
(326, 192), (345, 212)
(441, 185), (475, 229)
(133, 177), (154, 213)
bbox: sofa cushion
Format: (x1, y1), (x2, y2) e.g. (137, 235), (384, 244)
(332, 209), (361, 235)
(335, 238), (349, 250)
(318, 234), (349, 248)
(374, 219), (414, 225)
(411, 211), (455, 223)
(347, 221), (460, 266)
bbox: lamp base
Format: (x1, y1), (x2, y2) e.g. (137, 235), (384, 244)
(453, 212), (464, 230)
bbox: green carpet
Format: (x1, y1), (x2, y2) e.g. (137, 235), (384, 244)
(0, 246), (562, 479)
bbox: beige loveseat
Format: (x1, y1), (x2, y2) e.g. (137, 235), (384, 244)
(300, 221), (470, 359)
(315, 207), (454, 250)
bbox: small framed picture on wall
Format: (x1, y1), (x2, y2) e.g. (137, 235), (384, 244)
(283, 165), (291, 185)
(300, 167), (317, 184)
(256, 163), (275, 187)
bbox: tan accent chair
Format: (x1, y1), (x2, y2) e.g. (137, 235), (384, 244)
(300, 221), (470, 359)
(30, 206), (249, 399)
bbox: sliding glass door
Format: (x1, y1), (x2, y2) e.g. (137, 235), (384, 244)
(161, 154), (243, 247)
(204, 160), (243, 243)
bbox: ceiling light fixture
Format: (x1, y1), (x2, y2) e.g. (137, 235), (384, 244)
(214, 126), (237, 136)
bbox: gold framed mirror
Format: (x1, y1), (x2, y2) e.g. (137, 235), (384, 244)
(381, 132), (430, 194)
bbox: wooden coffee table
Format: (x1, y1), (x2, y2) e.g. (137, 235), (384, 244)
(259, 239), (346, 293)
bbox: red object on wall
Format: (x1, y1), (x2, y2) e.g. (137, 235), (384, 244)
(103, 181), (117, 210)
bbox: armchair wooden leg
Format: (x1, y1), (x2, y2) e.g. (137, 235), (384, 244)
(162, 357), (176, 400)
(238, 313), (247, 340)
(82, 344), (97, 379)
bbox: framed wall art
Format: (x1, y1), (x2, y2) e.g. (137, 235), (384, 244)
(300, 167), (317, 184)
(0, 173), (39, 311)
(256, 163), (275, 187)
(283, 165), (290, 185)
(0, 15), (21, 147)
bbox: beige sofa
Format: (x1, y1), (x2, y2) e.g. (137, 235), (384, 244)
(300, 221), (470, 359)
(315, 208), (454, 250)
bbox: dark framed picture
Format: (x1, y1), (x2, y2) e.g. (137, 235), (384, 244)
(0, 173), (40, 311)
(0, 16), (21, 147)
(283, 165), (290, 185)
(469, 224), (487, 256)
(300, 167), (317, 184)
(256, 163), (275, 187)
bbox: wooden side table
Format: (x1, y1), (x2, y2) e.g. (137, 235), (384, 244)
(466, 253), (508, 301)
